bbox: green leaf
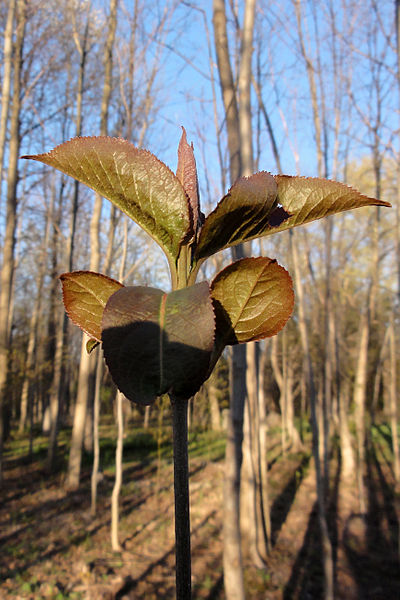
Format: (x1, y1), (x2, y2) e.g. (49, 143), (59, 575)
(269, 175), (391, 235)
(101, 282), (215, 405)
(211, 257), (294, 347)
(23, 137), (193, 263)
(86, 339), (100, 354)
(194, 172), (285, 260)
(60, 271), (123, 341)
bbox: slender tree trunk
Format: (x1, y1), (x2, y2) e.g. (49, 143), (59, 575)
(338, 381), (355, 481)
(46, 173), (68, 473)
(353, 307), (369, 513)
(90, 0), (118, 514)
(0, 0), (27, 485)
(257, 344), (271, 547)
(111, 391), (124, 551)
(290, 230), (334, 600)
(213, 1), (245, 596)
(208, 369), (222, 431)
(19, 192), (52, 432)
(0, 0), (16, 195)
(91, 352), (103, 516)
(388, 312), (399, 485)
(65, 11), (92, 491)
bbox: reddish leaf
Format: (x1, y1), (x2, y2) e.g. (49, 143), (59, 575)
(101, 282), (215, 405)
(60, 271), (123, 341)
(176, 126), (200, 226)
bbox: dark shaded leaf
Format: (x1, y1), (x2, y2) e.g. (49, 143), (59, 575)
(211, 257), (294, 346)
(101, 282), (215, 405)
(195, 172), (282, 260)
(23, 137), (193, 263)
(60, 271), (123, 341)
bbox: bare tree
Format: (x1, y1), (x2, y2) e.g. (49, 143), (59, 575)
(0, 0), (27, 485)
(91, 0), (118, 515)
(65, 1), (95, 491)
(0, 0), (16, 200)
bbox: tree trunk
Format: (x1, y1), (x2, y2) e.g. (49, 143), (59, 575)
(213, 0), (261, 593)
(290, 229), (334, 600)
(0, 0), (27, 485)
(65, 9), (92, 490)
(388, 312), (399, 486)
(208, 369), (222, 431)
(0, 0), (16, 194)
(111, 391), (124, 551)
(353, 307), (369, 513)
(90, 0), (118, 513)
(213, 1), (245, 596)
(338, 380), (355, 481)
(19, 190), (52, 432)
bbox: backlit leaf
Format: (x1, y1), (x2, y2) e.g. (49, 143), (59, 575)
(211, 257), (294, 347)
(269, 175), (391, 235)
(195, 172), (285, 260)
(176, 126), (200, 227)
(60, 271), (123, 341)
(101, 282), (215, 405)
(23, 137), (193, 263)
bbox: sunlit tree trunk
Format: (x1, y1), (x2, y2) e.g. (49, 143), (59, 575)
(111, 392), (124, 551)
(0, 0), (27, 485)
(338, 380), (355, 481)
(19, 189), (52, 432)
(290, 229), (334, 600)
(46, 171), (68, 473)
(213, 1), (245, 596)
(208, 368), (222, 431)
(353, 307), (369, 513)
(90, 0), (118, 516)
(65, 8), (92, 491)
(0, 0), (16, 196)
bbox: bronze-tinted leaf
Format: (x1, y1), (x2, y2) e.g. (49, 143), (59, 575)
(270, 175), (391, 235)
(211, 257), (294, 346)
(23, 137), (193, 263)
(101, 282), (215, 405)
(195, 171), (283, 260)
(60, 271), (123, 341)
(176, 126), (200, 226)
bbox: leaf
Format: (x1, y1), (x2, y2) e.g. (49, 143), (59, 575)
(101, 282), (215, 405)
(268, 175), (391, 235)
(86, 339), (100, 353)
(60, 271), (123, 341)
(211, 257), (294, 346)
(176, 126), (200, 226)
(23, 137), (193, 263)
(194, 172), (285, 260)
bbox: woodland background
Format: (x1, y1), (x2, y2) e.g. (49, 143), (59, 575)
(0, 0), (399, 599)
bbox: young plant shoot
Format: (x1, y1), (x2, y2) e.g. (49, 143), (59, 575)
(22, 129), (390, 599)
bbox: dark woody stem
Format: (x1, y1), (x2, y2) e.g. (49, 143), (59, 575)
(170, 395), (191, 600)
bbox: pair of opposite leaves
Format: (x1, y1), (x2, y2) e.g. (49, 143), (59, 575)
(23, 132), (390, 405)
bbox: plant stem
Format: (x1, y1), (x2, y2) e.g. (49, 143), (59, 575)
(171, 395), (191, 600)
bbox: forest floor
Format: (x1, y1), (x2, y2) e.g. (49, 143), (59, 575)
(1, 418), (399, 599)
